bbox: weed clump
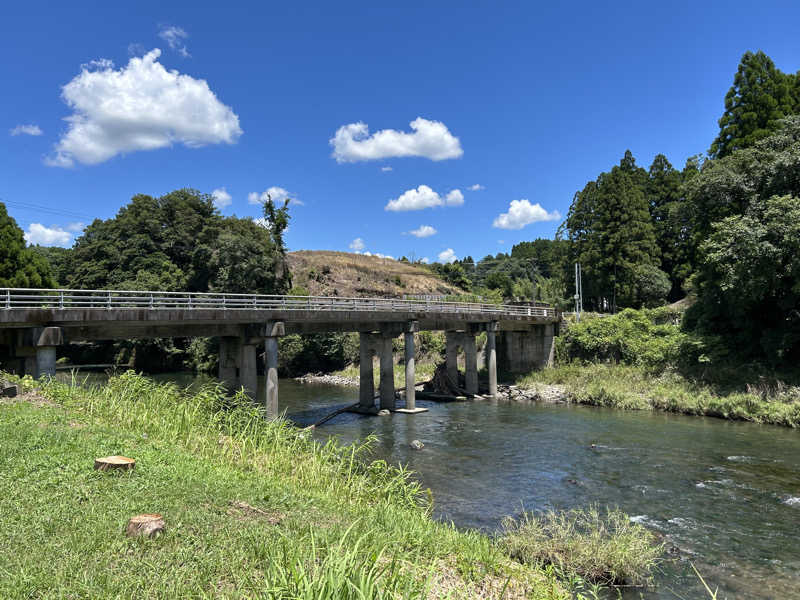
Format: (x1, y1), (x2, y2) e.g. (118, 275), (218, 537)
(500, 506), (662, 587)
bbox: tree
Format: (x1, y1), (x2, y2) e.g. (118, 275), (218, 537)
(709, 51), (798, 158)
(0, 202), (55, 288)
(260, 194), (292, 293)
(565, 152), (659, 311)
(688, 195), (800, 364)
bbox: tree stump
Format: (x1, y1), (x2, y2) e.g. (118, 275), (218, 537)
(94, 455), (136, 472)
(126, 514), (165, 538)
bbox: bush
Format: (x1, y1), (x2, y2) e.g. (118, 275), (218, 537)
(501, 506), (662, 586)
(558, 307), (688, 368)
(279, 332), (359, 376)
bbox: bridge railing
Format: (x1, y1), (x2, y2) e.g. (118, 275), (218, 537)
(0, 288), (557, 319)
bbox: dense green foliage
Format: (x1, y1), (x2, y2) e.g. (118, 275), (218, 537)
(0, 202), (55, 288)
(67, 189), (291, 294)
(709, 51), (800, 158)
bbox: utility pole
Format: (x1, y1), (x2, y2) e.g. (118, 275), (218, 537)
(574, 262), (583, 321)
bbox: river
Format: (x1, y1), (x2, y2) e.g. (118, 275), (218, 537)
(61, 371), (800, 598)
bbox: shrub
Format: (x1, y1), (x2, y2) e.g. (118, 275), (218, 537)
(501, 506), (662, 586)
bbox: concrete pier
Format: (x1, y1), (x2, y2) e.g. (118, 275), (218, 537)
(486, 322), (498, 398)
(378, 334), (395, 410)
(219, 337), (240, 391)
(35, 346), (56, 379)
(264, 337), (279, 417)
(445, 331), (460, 385)
(239, 343), (258, 397)
(396, 321), (427, 414)
(463, 332), (478, 396)
(359, 332), (376, 410)
(497, 323), (556, 374)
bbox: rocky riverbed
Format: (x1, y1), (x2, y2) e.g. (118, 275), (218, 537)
(295, 373), (358, 387)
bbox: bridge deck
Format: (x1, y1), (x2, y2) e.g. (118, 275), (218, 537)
(1, 288), (558, 340)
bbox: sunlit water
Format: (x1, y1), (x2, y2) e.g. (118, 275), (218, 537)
(59, 370), (800, 598)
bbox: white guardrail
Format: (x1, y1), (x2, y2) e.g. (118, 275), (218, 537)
(1, 288), (556, 319)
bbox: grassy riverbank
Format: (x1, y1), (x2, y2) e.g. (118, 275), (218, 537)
(0, 372), (662, 598)
(518, 363), (800, 427)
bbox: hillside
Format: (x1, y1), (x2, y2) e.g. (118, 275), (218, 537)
(287, 250), (464, 298)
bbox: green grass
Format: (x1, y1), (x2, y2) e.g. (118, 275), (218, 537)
(501, 506), (662, 587)
(0, 371), (569, 599)
(518, 363), (800, 427)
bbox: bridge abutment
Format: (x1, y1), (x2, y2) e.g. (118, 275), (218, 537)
(497, 323), (556, 374)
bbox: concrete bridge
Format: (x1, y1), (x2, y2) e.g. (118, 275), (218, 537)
(0, 288), (560, 417)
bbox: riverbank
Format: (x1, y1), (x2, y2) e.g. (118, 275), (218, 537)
(517, 363), (800, 428)
(0, 372), (662, 599)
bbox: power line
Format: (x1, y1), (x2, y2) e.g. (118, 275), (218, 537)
(0, 198), (96, 222)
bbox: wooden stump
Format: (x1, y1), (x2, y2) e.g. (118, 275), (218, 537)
(126, 514), (165, 538)
(94, 455), (136, 472)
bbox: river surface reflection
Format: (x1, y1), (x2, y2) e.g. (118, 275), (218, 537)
(62, 371), (800, 598)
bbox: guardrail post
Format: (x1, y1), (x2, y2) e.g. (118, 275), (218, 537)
(59, 291), (64, 309)
(107, 291), (111, 310)
(6, 289), (10, 309)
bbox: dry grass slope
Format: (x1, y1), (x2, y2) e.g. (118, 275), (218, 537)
(288, 251), (464, 298)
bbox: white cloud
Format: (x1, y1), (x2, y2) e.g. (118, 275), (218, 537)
(211, 187), (232, 209)
(158, 25), (190, 57)
(468, 184), (485, 191)
(24, 224), (73, 247)
(65, 222), (85, 232)
(45, 49), (241, 167)
(445, 189), (464, 206)
(10, 124), (43, 136)
(330, 117), (463, 163)
(349, 237), (365, 251)
(381, 166), (393, 172)
(437, 248), (457, 263)
(248, 186), (302, 206)
(420, 257), (430, 264)
(492, 199), (561, 230)
(408, 225), (437, 238)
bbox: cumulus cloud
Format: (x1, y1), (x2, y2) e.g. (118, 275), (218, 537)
(468, 184), (484, 191)
(381, 166), (393, 172)
(330, 117), (463, 163)
(349, 237), (365, 251)
(362, 251), (395, 260)
(492, 199), (561, 230)
(24, 224), (73, 247)
(158, 25), (190, 57)
(45, 49), (242, 167)
(408, 225), (437, 238)
(212, 187), (232, 208)
(420, 257), (430, 264)
(445, 189), (464, 206)
(437, 248), (457, 264)
(66, 222), (85, 232)
(386, 185), (442, 211)
(10, 124), (42, 136)
(248, 186), (302, 206)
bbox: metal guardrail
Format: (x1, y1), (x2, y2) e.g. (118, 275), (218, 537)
(0, 288), (557, 319)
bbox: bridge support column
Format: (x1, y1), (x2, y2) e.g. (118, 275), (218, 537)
(359, 332), (375, 410)
(486, 322), (498, 398)
(396, 321), (427, 414)
(239, 343), (258, 398)
(263, 322), (284, 419)
(445, 331), (460, 386)
(378, 334), (395, 411)
(30, 327), (63, 379)
(463, 332), (478, 396)
(219, 337), (240, 391)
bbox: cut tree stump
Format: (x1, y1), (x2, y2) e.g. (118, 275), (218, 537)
(94, 455), (136, 472)
(126, 514), (165, 538)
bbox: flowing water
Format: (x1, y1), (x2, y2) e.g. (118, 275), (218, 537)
(61, 371), (800, 598)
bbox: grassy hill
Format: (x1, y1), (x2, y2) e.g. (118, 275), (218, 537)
(288, 251), (463, 298)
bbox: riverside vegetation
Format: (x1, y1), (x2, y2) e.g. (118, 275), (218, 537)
(0, 371), (662, 599)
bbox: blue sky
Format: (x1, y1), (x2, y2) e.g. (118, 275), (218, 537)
(2, 1), (800, 263)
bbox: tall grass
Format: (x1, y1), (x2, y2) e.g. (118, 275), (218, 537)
(501, 506), (663, 587)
